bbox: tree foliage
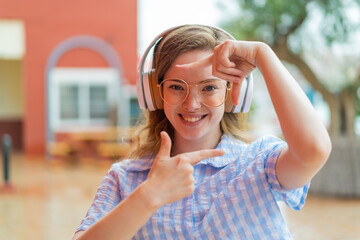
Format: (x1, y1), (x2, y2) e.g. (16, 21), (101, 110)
(218, 0), (360, 137)
(219, 0), (359, 44)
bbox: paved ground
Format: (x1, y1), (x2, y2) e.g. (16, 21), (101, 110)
(1, 153), (359, 240)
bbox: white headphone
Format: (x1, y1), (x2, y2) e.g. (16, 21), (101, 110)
(137, 24), (253, 113)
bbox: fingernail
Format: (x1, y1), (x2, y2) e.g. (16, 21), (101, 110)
(160, 131), (168, 138)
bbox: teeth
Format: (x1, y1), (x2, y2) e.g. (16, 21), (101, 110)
(182, 115), (202, 122)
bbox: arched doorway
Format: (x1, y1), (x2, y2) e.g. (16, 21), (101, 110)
(45, 36), (129, 156)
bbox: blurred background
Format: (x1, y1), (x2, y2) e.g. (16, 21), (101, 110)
(0, 0), (359, 239)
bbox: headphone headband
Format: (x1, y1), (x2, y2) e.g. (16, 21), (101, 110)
(138, 25), (235, 79)
(137, 24), (253, 113)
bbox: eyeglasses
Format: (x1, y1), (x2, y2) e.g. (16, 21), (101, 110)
(157, 78), (231, 107)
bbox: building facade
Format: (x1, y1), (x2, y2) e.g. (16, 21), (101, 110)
(0, 0), (138, 155)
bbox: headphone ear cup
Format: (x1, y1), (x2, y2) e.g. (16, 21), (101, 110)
(142, 71), (155, 111)
(136, 71), (147, 110)
(241, 74), (253, 113)
(142, 70), (163, 111)
(149, 70), (163, 110)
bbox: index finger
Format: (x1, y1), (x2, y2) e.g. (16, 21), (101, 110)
(175, 54), (212, 70)
(182, 149), (225, 166)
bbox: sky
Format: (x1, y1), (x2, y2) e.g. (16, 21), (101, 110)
(138, 0), (360, 56)
(137, 0), (232, 54)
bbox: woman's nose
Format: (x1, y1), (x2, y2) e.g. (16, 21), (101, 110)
(182, 88), (201, 110)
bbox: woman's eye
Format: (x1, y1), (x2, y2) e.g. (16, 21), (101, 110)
(169, 84), (184, 91)
(203, 85), (217, 92)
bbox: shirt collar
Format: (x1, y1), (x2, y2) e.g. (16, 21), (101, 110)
(126, 134), (246, 172)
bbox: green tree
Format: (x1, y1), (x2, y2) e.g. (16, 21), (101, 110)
(219, 0), (360, 137)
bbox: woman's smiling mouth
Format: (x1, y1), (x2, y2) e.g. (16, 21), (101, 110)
(179, 114), (207, 123)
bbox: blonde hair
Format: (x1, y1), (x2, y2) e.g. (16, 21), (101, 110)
(131, 25), (251, 159)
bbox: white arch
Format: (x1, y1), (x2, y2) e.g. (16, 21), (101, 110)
(45, 35), (124, 145)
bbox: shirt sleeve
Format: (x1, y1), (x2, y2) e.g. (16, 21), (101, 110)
(261, 135), (310, 211)
(76, 165), (122, 232)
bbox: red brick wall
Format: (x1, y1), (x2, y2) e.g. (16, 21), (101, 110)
(0, 0), (137, 155)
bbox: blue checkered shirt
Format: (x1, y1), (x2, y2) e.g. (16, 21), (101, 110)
(77, 134), (309, 239)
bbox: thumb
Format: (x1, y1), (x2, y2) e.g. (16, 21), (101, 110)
(158, 131), (172, 158)
(149, 132), (171, 176)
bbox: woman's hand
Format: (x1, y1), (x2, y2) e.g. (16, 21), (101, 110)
(176, 40), (264, 105)
(143, 131), (224, 208)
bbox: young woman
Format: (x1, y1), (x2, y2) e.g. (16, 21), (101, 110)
(73, 25), (331, 239)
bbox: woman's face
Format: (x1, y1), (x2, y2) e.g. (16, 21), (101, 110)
(163, 49), (225, 144)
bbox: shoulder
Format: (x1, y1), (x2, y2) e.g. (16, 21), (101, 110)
(108, 159), (132, 174)
(102, 159), (134, 183)
(230, 134), (287, 169)
(110, 156), (153, 173)
(199, 134), (285, 170)
(249, 134), (286, 153)
(257, 134), (285, 145)
(222, 134), (286, 156)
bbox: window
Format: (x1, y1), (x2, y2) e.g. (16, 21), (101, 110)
(129, 97), (142, 125)
(89, 85), (108, 119)
(60, 85), (79, 119)
(119, 85), (142, 127)
(49, 68), (119, 131)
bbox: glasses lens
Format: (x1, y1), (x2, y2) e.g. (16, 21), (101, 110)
(159, 79), (228, 107)
(160, 79), (188, 105)
(198, 80), (228, 107)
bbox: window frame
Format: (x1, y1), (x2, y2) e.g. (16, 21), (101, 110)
(49, 67), (119, 131)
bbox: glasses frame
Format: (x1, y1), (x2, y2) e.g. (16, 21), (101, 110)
(157, 78), (232, 107)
